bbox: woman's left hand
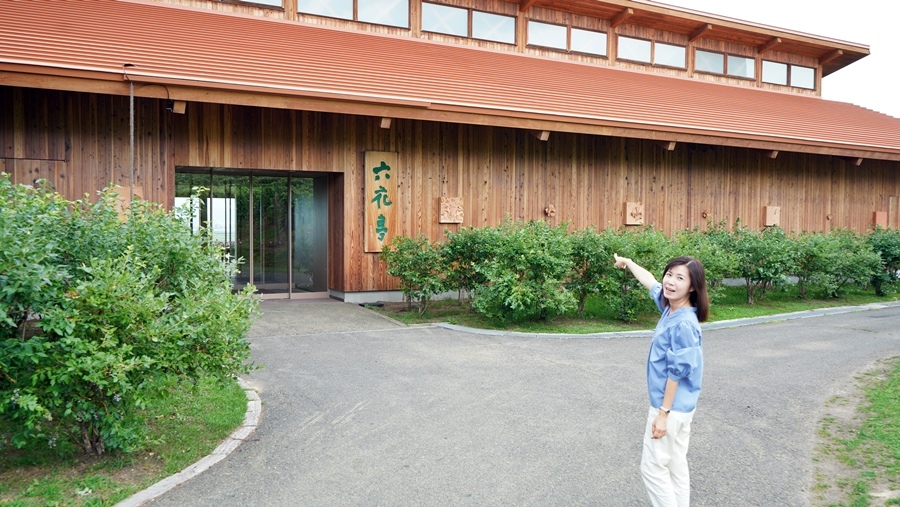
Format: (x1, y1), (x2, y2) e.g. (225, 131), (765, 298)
(652, 413), (668, 439)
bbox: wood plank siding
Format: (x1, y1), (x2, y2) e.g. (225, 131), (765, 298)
(3, 86), (899, 294)
(1, 87), (173, 203)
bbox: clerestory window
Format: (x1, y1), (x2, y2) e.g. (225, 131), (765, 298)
(763, 60), (816, 89)
(618, 36), (685, 68)
(299, 0), (409, 28)
(695, 49), (755, 79)
(527, 20), (607, 56)
(421, 3), (515, 44)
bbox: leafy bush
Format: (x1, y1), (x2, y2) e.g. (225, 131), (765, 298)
(674, 225), (739, 303)
(379, 217), (897, 324)
(471, 220), (576, 323)
(731, 223), (797, 304)
(794, 230), (881, 298)
(566, 227), (615, 315)
(0, 175), (257, 456)
(867, 226), (900, 296)
(441, 226), (498, 303)
(598, 226), (674, 322)
(380, 234), (447, 313)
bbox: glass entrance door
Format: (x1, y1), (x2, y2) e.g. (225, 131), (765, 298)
(291, 177), (328, 293)
(253, 176), (290, 294)
(175, 170), (328, 298)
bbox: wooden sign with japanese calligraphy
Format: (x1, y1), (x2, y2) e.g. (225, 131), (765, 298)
(365, 151), (398, 252)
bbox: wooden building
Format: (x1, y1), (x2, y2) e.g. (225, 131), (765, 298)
(2, 0), (899, 301)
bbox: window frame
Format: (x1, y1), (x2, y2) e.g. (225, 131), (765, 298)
(617, 35), (653, 64)
(726, 54), (755, 80)
(695, 49), (757, 80)
(298, 0), (410, 29)
(526, 19), (568, 50)
(421, 2), (469, 37)
(569, 26), (607, 57)
(762, 60), (788, 85)
(653, 42), (687, 69)
(761, 59), (817, 90)
(470, 9), (516, 45)
(421, 3), (516, 45)
(525, 19), (607, 57)
(694, 48), (726, 74)
(618, 35), (686, 69)
(229, 0), (284, 8)
(790, 64), (816, 90)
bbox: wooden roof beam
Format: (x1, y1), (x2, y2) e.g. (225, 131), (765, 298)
(610, 8), (633, 29)
(689, 23), (712, 43)
(658, 140), (677, 151)
(531, 130), (550, 141)
(766, 150), (779, 159)
(167, 99), (186, 114)
(819, 49), (843, 65)
(758, 37), (782, 53)
(519, 0), (539, 13)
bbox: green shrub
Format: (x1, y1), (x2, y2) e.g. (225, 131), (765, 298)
(0, 175), (257, 456)
(598, 226), (675, 322)
(794, 230), (881, 299)
(380, 234), (447, 313)
(566, 227), (614, 315)
(674, 225), (738, 303)
(867, 226), (900, 296)
(471, 220), (576, 323)
(731, 223), (797, 304)
(441, 225), (498, 303)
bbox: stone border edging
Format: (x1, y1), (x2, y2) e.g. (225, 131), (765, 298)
(114, 378), (261, 507)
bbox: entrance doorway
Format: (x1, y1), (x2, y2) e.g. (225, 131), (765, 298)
(175, 170), (329, 299)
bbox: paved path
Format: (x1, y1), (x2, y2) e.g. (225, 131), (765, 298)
(145, 300), (900, 506)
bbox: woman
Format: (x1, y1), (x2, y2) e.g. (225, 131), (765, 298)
(613, 253), (709, 507)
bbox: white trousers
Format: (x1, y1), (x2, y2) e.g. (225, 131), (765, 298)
(640, 406), (695, 507)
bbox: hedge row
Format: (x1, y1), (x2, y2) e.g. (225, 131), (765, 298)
(379, 219), (900, 323)
(0, 175), (258, 455)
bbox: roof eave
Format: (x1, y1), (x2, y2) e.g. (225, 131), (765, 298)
(3, 66), (899, 163)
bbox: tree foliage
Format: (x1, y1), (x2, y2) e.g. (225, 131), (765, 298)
(674, 224), (739, 303)
(794, 230), (881, 299)
(380, 234), (447, 314)
(441, 226), (498, 303)
(0, 175), (258, 455)
(379, 219), (898, 322)
(730, 223), (798, 304)
(867, 226), (900, 296)
(566, 227), (614, 315)
(471, 220), (576, 323)
(597, 226), (675, 322)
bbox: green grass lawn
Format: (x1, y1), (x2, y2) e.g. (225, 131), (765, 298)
(0, 376), (247, 506)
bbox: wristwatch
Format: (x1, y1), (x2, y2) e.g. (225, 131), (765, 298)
(659, 406), (671, 414)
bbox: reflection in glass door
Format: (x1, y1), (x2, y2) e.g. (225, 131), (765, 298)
(175, 170), (328, 298)
(253, 176), (290, 294)
(292, 178), (328, 292)
(211, 175), (251, 292)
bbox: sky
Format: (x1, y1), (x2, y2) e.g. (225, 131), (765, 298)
(657, 0), (900, 119)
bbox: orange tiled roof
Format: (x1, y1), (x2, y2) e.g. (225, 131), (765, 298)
(1, 0), (899, 160)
